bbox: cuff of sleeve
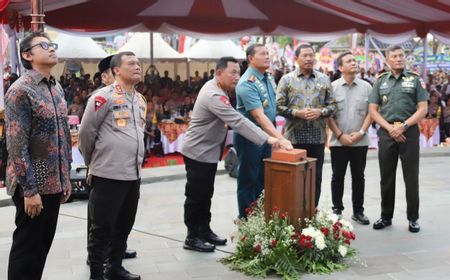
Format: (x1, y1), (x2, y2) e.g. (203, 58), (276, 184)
(291, 109), (297, 118)
(23, 187), (39, 197)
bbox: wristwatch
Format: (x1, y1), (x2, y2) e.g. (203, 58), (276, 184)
(359, 129), (366, 136)
(402, 122), (409, 130)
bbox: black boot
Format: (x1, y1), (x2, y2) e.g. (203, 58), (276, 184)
(200, 225), (227, 246)
(104, 265), (141, 280)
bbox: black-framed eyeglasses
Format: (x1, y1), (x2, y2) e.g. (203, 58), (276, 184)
(25, 41), (58, 52)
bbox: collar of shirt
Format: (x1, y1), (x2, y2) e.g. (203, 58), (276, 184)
(248, 66), (265, 81)
(113, 81), (135, 95)
(386, 68), (408, 80)
(338, 76), (359, 87)
(295, 68), (317, 79)
(27, 69), (56, 86)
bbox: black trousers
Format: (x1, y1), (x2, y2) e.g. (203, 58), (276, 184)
(378, 125), (420, 221)
(87, 176), (140, 277)
(183, 156), (218, 237)
(330, 146), (368, 214)
(8, 189), (62, 280)
(293, 143), (325, 207)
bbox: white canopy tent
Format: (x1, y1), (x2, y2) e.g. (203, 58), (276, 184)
(117, 32), (183, 61)
(184, 39), (246, 60)
(53, 33), (108, 61)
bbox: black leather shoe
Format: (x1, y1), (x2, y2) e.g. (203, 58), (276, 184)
(104, 266), (140, 280)
(201, 231), (227, 246)
(373, 218), (392, 230)
(409, 220), (420, 233)
(352, 212), (370, 225)
(183, 237), (215, 252)
(332, 208), (342, 215)
(123, 249), (137, 259)
(90, 278), (105, 280)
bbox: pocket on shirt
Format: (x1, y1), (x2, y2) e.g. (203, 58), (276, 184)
(112, 111), (131, 131)
(357, 100), (368, 116)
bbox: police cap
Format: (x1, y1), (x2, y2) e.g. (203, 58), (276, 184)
(98, 55), (113, 74)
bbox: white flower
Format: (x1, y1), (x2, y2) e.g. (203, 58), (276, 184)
(338, 245), (348, 257)
(315, 233), (326, 250)
(301, 226), (317, 238)
(329, 213), (339, 224)
(340, 219), (354, 231)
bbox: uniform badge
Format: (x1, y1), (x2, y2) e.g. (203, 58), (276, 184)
(116, 119), (127, 127)
(94, 96), (107, 111)
(114, 98), (125, 105)
(263, 99), (269, 108)
(382, 95), (388, 104)
(248, 75), (256, 83)
(419, 78), (426, 89)
(220, 96), (231, 106)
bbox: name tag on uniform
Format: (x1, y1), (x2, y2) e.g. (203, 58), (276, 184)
(402, 81), (414, 88)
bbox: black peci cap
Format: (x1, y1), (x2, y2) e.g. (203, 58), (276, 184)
(98, 55), (113, 74)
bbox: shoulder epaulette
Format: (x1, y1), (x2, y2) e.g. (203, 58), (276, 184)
(407, 70), (420, 76)
(376, 72), (389, 79)
(248, 75), (257, 83)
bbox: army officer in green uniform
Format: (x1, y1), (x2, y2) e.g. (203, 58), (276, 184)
(369, 45), (429, 233)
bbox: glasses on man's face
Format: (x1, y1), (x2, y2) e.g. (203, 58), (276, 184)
(25, 41), (58, 52)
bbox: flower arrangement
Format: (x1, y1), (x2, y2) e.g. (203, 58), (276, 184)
(222, 197), (357, 280)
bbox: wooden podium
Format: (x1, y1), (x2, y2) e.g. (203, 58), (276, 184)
(264, 158), (316, 229)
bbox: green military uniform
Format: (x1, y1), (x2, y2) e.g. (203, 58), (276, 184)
(369, 69), (429, 222)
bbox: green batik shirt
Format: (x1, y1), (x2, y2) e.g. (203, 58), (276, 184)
(276, 69), (336, 144)
(368, 69), (429, 122)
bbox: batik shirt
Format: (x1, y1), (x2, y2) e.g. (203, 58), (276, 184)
(276, 69), (336, 144)
(5, 69), (72, 197)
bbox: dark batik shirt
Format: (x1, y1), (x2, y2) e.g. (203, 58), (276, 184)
(5, 69), (72, 197)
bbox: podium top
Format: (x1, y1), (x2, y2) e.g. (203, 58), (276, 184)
(263, 157), (317, 166)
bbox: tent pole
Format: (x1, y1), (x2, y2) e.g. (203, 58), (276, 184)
(0, 25), (4, 110)
(150, 32), (154, 66)
(30, 0), (45, 32)
(186, 58), (190, 86)
(364, 33), (370, 74)
(422, 37), (427, 81)
(369, 36), (386, 66)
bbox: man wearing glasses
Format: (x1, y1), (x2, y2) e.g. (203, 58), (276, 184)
(5, 32), (72, 280)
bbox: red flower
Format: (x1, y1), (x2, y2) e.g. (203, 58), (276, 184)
(350, 232), (356, 240)
(334, 233), (340, 241)
(341, 230), (350, 239)
(271, 239), (278, 247)
(245, 207), (253, 215)
(254, 244), (261, 253)
(344, 239), (350, 245)
(279, 212), (287, 219)
(320, 227), (330, 236)
(272, 206), (279, 212)
(306, 242), (313, 249)
(305, 235), (312, 241)
(250, 201), (257, 208)
(334, 221), (342, 228)
(241, 235), (247, 242)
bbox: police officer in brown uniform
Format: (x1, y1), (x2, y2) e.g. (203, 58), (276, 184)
(181, 57), (280, 252)
(84, 55), (137, 266)
(79, 52), (144, 280)
(369, 45), (429, 233)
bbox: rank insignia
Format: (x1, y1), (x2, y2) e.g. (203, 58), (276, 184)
(94, 96), (107, 111)
(248, 75), (257, 83)
(263, 99), (269, 108)
(220, 96), (231, 106)
(115, 84), (123, 93)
